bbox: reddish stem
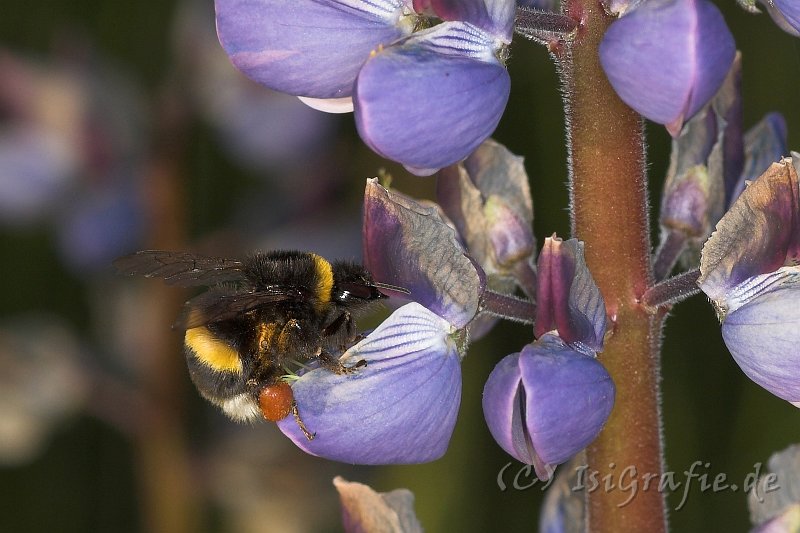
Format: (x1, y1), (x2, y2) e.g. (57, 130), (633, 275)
(558, 0), (667, 529)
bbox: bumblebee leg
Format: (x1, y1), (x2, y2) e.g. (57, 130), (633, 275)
(317, 349), (367, 374)
(276, 318), (302, 352)
(292, 401), (315, 441)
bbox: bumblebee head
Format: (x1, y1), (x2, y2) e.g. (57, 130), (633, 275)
(331, 262), (408, 307)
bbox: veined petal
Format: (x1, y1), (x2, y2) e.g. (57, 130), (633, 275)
(417, 0), (516, 41)
(354, 21), (510, 174)
(215, 0), (413, 99)
(699, 159), (800, 304)
(599, 0), (735, 135)
(535, 237), (606, 354)
(363, 179), (485, 328)
(278, 303), (462, 464)
(721, 270), (800, 404)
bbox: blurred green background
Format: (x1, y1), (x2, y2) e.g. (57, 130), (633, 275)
(1, 1), (799, 532)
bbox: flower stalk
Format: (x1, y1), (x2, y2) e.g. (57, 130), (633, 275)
(558, 0), (667, 528)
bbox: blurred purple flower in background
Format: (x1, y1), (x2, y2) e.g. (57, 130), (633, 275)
(599, 0), (736, 136)
(0, 48), (147, 275)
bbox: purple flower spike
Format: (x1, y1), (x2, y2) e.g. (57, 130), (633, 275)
(699, 159), (800, 304)
(599, 0), (736, 136)
(720, 270), (800, 405)
(482, 335), (615, 479)
(535, 236), (607, 354)
(278, 302), (462, 464)
(354, 21), (511, 174)
(215, 0), (415, 99)
(363, 178), (485, 328)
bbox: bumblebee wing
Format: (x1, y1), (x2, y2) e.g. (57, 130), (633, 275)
(114, 250), (246, 287)
(177, 286), (305, 329)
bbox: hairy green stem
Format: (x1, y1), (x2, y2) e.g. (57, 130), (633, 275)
(558, 0), (667, 529)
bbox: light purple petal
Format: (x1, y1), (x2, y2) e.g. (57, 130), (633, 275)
(730, 112), (789, 204)
(334, 477), (423, 533)
(482, 352), (535, 464)
(483, 336), (615, 479)
(772, 0), (800, 34)
(535, 237), (606, 354)
(363, 179), (485, 328)
(436, 138), (534, 275)
(418, 0), (515, 40)
(699, 159), (800, 303)
(599, 0), (735, 135)
(354, 21), (510, 174)
(519, 337), (615, 468)
(721, 269), (800, 404)
(748, 444), (800, 529)
(215, 0), (412, 98)
(278, 303), (462, 464)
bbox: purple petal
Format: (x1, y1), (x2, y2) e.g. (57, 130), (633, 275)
(721, 269), (800, 404)
(730, 112), (788, 204)
(363, 179), (485, 328)
(535, 237), (606, 354)
(354, 21), (510, 174)
(483, 336), (615, 479)
(599, 0), (735, 135)
(519, 337), (615, 469)
(334, 477), (423, 533)
(418, 0), (515, 40)
(713, 53), (744, 207)
(748, 444), (800, 528)
(699, 159), (800, 303)
(215, 0), (412, 99)
(482, 351), (543, 467)
(278, 303), (462, 464)
(436, 138), (534, 275)
(770, 0), (800, 34)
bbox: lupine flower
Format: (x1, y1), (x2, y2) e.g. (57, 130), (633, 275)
(482, 334), (615, 479)
(599, 0), (736, 136)
(215, 0), (417, 103)
(658, 55), (743, 259)
(274, 177), (494, 463)
(215, 0), (515, 174)
(758, 0), (800, 36)
(363, 178), (486, 328)
(437, 138), (536, 337)
(748, 444), (800, 532)
(730, 112), (788, 203)
(354, 0), (514, 174)
(277, 302), (462, 464)
(483, 237), (613, 479)
(334, 476), (423, 532)
(698, 158), (800, 405)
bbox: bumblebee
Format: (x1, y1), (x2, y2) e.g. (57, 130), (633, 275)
(114, 250), (405, 439)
